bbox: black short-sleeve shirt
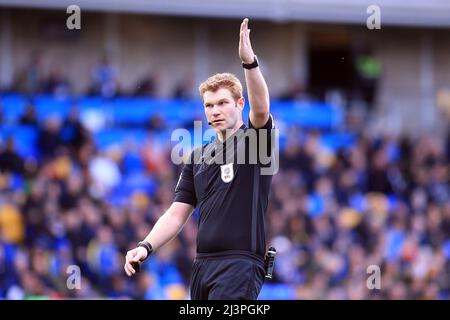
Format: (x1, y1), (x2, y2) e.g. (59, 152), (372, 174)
(174, 115), (275, 258)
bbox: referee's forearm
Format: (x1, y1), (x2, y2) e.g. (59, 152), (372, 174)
(244, 67), (270, 115)
(143, 207), (188, 251)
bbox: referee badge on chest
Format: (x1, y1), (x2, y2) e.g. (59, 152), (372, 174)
(220, 163), (234, 183)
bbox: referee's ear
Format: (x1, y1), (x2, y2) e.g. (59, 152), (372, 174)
(236, 96), (245, 112)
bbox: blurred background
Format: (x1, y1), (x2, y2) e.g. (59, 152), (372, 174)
(0, 0), (449, 300)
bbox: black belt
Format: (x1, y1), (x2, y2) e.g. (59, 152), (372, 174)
(196, 249), (265, 267)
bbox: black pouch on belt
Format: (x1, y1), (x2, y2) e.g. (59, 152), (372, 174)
(264, 247), (277, 280)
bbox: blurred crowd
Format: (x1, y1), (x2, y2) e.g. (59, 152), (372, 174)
(0, 53), (449, 300)
(268, 129), (450, 299)
(9, 52), (192, 100)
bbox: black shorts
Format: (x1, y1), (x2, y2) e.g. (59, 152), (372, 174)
(190, 251), (266, 300)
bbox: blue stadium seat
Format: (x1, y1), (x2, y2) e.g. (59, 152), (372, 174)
(122, 151), (145, 174)
(94, 128), (149, 150)
(77, 96), (108, 109)
(320, 132), (356, 150)
(1, 94), (28, 122)
(0, 125), (38, 158)
(34, 95), (72, 121)
(112, 98), (165, 125)
(271, 100), (343, 129)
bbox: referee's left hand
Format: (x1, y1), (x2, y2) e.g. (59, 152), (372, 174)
(239, 18), (255, 64)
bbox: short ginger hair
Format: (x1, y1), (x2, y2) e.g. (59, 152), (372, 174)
(198, 73), (243, 101)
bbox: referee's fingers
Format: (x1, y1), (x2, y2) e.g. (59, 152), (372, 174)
(240, 19), (246, 32)
(124, 260), (136, 276)
(124, 262), (132, 276)
(124, 251), (138, 276)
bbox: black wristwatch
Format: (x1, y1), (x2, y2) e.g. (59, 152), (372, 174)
(137, 240), (153, 259)
(242, 56), (259, 69)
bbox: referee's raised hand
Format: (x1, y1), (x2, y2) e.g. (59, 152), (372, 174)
(239, 18), (255, 64)
(124, 246), (147, 276)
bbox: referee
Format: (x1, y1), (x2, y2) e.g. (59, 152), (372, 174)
(124, 18), (275, 300)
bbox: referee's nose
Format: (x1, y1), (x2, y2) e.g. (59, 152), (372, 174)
(211, 104), (221, 117)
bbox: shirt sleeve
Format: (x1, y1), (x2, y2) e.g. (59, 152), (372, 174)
(248, 113), (274, 132)
(248, 114), (275, 163)
(173, 151), (197, 207)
